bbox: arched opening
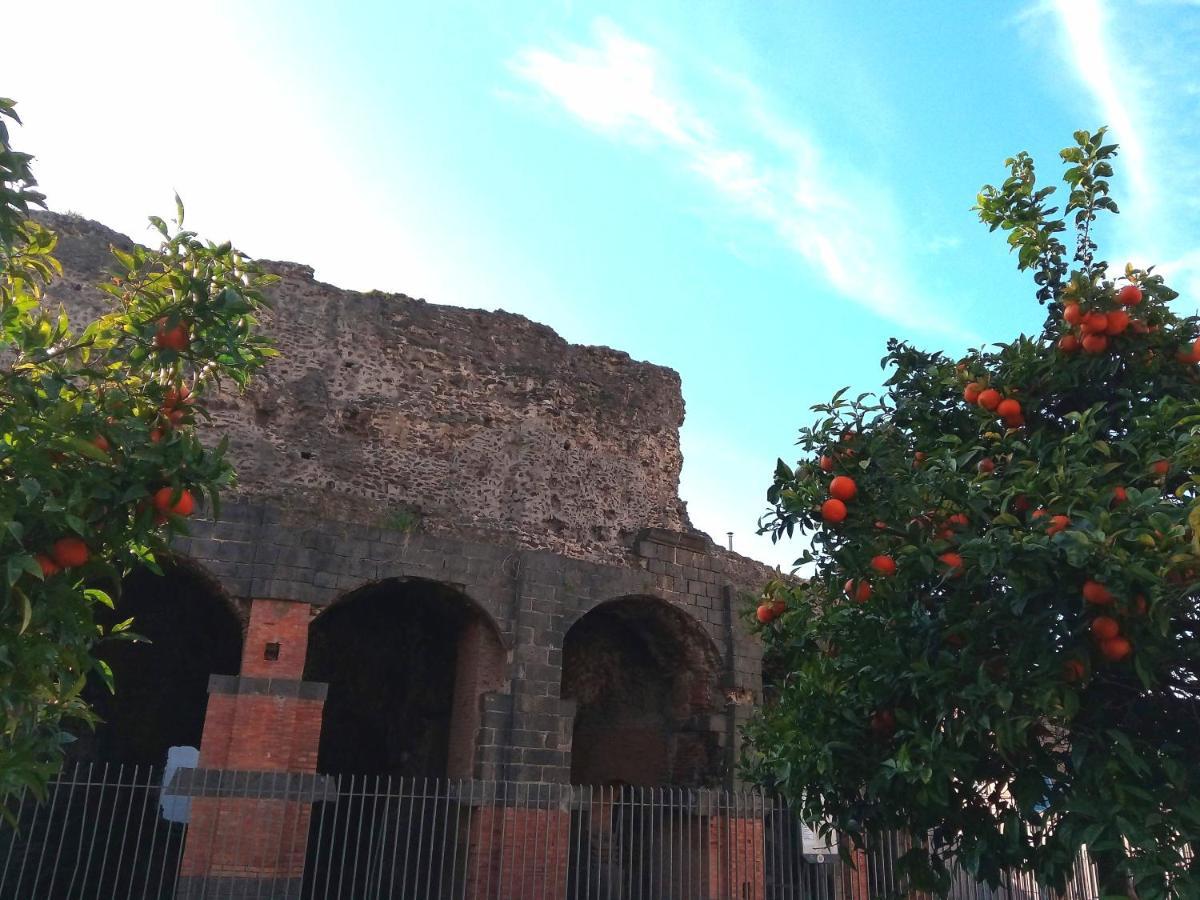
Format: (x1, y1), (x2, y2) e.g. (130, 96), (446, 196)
(303, 578), (506, 778)
(74, 560), (243, 766)
(561, 596), (724, 788)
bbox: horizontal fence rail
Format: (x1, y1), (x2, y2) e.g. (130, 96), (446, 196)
(0, 764), (1109, 899)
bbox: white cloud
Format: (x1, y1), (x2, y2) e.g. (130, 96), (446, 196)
(511, 21), (977, 342)
(1051, 0), (1155, 216)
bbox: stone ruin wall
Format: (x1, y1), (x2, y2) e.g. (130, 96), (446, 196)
(39, 212), (769, 578)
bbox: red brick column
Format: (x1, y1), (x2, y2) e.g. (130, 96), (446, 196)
(705, 813), (766, 900)
(176, 599), (327, 899)
(462, 800), (571, 899)
(841, 846), (871, 899)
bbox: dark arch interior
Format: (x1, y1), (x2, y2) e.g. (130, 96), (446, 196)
(304, 579), (503, 778)
(73, 563), (243, 766)
(561, 598), (723, 787)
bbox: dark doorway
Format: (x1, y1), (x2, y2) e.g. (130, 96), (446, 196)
(304, 578), (505, 778)
(76, 561), (243, 766)
(561, 597), (724, 788)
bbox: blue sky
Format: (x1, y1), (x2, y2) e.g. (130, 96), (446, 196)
(4, 1), (1199, 567)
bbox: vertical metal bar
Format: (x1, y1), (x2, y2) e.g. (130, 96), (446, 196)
(536, 781), (548, 900)
(590, 784), (600, 900)
(12, 770), (50, 897)
(0, 781), (30, 892)
(371, 774), (392, 900)
(363, 775), (383, 897)
(384, 775), (405, 900)
(154, 767), (182, 900)
(333, 774), (355, 900)
(312, 773), (334, 900)
(93, 763), (126, 897)
(481, 780), (496, 900)
(572, 784), (585, 900)
(108, 764), (140, 899)
(42, 762), (79, 897)
(462, 778), (478, 900)
(67, 761), (106, 896)
(423, 777), (440, 900)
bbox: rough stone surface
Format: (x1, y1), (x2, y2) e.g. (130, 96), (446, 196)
(39, 211), (701, 566)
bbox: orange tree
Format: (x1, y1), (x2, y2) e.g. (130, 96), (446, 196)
(744, 129), (1200, 899)
(0, 99), (275, 801)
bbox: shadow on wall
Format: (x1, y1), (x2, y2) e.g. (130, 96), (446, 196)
(561, 596), (724, 788)
(304, 577), (506, 779)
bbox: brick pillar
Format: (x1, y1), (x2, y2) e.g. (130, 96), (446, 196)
(705, 812), (766, 900)
(840, 846), (871, 899)
(175, 599), (330, 899)
(462, 800), (571, 899)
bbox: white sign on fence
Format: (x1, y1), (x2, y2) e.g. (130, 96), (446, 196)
(800, 821), (838, 863)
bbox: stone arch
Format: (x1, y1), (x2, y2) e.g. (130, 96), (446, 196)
(73, 556), (244, 766)
(303, 577), (507, 778)
(561, 595), (725, 787)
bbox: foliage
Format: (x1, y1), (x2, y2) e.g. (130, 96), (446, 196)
(744, 129), (1200, 898)
(0, 99), (275, 801)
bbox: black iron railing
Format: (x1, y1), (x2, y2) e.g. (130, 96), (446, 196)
(0, 764), (1113, 899)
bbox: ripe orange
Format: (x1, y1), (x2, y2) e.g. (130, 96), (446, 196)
(1193, 337), (1200, 360)
(51, 537), (89, 569)
(163, 385), (192, 409)
(1099, 637), (1132, 662)
(149, 428), (165, 444)
(845, 579), (872, 603)
(977, 458), (995, 475)
(874, 520), (888, 530)
(938, 552), (964, 575)
(1080, 311), (1109, 335)
(1151, 459), (1170, 477)
(153, 487), (195, 517)
(829, 475), (858, 502)
(1063, 303), (1083, 325)
(869, 709), (896, 737)
(1013, 495), (1031, 513)
(756, 603), (774, 624)
(1116, 284), (1143, 306)
(154, 320), (190, 352)
(821, 498), (848, 523)
(771, 599), (786, 617)
(977, 388), (1001, 411)
(996, 398), (1021, 419)
(870, 555), (897, 576)
(1063, 659), (1086, 683)
(1046, 514), (1070, 536)
(913, 451), (927, 468)
(35, 554), (60, 578)
(1112, 486), (1127, 504)
(1091, 616), (1120, 641)
(947, 513), (969, 529)
(1133, 594), (1147, 616)
(1104, 310), (1130, 335)
(819, 455), (834, 473)
(963, 383), (982, 404)
(91, 434), (110, 453)
(1082, 580), (1114, 606)
(1058, 334), (1079, 353)
(1082, 333), (1108, 354)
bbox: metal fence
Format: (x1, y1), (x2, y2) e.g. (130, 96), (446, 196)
(0, 764), (1106, 899)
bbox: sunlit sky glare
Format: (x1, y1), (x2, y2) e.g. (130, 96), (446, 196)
(3, 1), (1199, 568)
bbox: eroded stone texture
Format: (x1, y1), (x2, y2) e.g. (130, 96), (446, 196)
(39, 212), (695, 565)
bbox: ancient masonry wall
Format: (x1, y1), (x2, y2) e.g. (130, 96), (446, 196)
(44, 209), (775, 779)
(41, 212), (698, 566)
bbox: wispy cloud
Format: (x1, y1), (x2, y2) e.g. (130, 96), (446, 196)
(510, 20), (976, 342)
(1042, 0), (1200, 298)
(1051, 0), (1155, 215)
